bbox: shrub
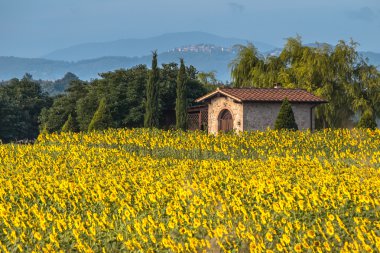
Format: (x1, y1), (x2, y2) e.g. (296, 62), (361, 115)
(274, 98), (298, 130)
(357, 111), (377, 130)
(88, 98), (113, 131)
(61, 114), (78, 133)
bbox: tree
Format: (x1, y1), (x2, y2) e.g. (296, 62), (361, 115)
(0, 78), (51, 142)
(88, 98), (113, 132)
(61, 114), (78, 133)
(357, 111), (377, 129)
(274, 99), (298, 130)
(144, 51), (160, 128)
(228, 37), (380, 129)
(197, 71), (218, 85)
(176, 58), (188, 130)
(349, 61), (380, 122)
(39, 72), (80, 95)
(39, 80), (87, 132)
(229, 43), (263, 87)
(0, 96), (24, 142)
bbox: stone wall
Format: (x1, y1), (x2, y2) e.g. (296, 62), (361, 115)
(243, 102), (315, 131)
(208, 96), (243, 134)
(207, 96), (316, 133)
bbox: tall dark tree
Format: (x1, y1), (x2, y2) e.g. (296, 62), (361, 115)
(144, 51), (160, 128)
(274, 99), (298, 130)
(176, 58), (188, 130)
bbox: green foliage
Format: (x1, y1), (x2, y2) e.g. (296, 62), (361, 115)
(158, 63), (206, 127)
(274, 99), (299, 131)
(1, 61), (210, 139)
(230, 37), (380, 129)
(197, 71), (218, 85)
(230, 43), (263, 87)
(176, 59), (188, 130)
(357, 111), (377, 129)
(39, 80), (88, 133)
(40, 124), (49, 136)
(0, 77), (52, 142)
(75, 66), (148, 131)
(61, 114), (78, 133)
(0, 97), (23, 142)
(38, 63), (206, 133)
(88, 98), (113, 132)
(144, 51), (160, 128)
(40, 72), (80, 95)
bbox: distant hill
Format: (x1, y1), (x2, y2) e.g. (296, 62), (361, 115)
(361, 51), (380, 67)
(0, 47), (237, 82)
(43, 32), (275, 61)
(1, 41), (379, 83)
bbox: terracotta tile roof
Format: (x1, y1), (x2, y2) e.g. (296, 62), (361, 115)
(195, 88), (327, 103)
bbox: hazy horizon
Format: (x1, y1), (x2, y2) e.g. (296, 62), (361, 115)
(1, 0), (379, 58)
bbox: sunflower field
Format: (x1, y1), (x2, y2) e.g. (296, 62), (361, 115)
(0, 128), (379, 252)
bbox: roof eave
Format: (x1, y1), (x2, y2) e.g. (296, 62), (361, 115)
(194, 89), (220, 103)
(195, 89), (243, 103)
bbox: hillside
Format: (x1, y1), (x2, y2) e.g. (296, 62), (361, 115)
(361, 51), (380, 67)
(43, 32), (275, 61)
(0, 47), (236, 82)
(2, 47), (380, 83)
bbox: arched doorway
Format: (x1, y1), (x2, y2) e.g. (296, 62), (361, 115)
(218, 109), (233, 132)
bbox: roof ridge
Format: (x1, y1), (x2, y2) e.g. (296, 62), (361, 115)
(195, 87), (327, 103)
(220, 87), (306, 90)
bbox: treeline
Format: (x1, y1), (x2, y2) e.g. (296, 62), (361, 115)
(0, 57), (216, 142)
(0, 76), (52, 142)
(1, 38), (379, 142)
(230, 37), (380, 128)
(0, 72), (80, 96)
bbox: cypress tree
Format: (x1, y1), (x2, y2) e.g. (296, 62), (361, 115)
(144, 51), (160, 128)
(357, 111), (377, 130)
(274, 99), (299, 130)
(40, 124), (49, 135)
(175, 58), (188, 130)
(61, 114), (78, 133)
(88, 98), (113, 132)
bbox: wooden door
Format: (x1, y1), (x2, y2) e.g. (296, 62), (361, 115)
(218, 110), (233, 132)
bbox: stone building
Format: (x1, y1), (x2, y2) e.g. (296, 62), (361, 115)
(189, 88), (327, 133)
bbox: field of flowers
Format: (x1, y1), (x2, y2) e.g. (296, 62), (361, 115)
(0, 128), (379, 252)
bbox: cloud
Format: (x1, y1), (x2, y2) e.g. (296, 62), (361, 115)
(228, 2), (245, 13)
(347, 7), (378, 22)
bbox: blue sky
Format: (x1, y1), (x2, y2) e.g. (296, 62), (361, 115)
(0, 0), (379, 57)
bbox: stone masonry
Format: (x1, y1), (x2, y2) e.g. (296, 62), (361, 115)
(208, 96), (243, 133)
(243, 102), (315, 131)
(208, 97), (315, 133)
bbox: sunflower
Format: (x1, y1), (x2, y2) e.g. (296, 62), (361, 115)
(294, 243), (302, 253)
(266, 232), (273, 242)
(326, 226), (334, 236)
(307, 230), (316, 239)
(34, 231), (42, 241)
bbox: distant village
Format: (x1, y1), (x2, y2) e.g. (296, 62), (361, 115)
(168, 44), (236, 54)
